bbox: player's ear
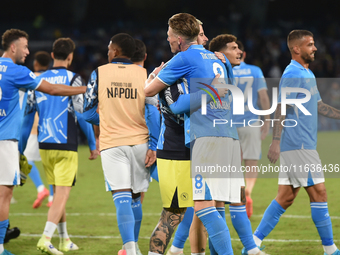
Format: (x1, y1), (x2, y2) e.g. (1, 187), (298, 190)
(10, 42), (16, 53)
(293, 45), (300, 55)
(144, 53), (147, 61)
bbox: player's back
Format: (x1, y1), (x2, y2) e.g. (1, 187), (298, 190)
(97, 62), (149, 150)
(35, 67), (78, 150)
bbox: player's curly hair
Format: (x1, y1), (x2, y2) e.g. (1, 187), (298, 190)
(52, 38), (75, 60)
(168, 13), (200, 42)
(110, 33), (136, 58)
(1, 29), (29, 51)
(209, 34), (237, 52)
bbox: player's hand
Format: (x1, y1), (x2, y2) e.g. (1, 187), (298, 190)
(89, 149), (100, 160)
(19, 154), (32, 186)
(152, 62), (165, 77)
(261, 121), (270, 140)
(212, 74), (229, 98)
(267, 140), (280, 164)
(145, 149), (156, 167)
(156, 100), (161, 114)
(214, 51), (226, 63)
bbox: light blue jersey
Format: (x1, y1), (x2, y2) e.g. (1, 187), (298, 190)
(157, 45), (238, 144)
(279, 60), (321, 152)
(232, 62), (267, 127)
(0, 57), (40, 141)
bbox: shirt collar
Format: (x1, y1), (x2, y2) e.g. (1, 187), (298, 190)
(110, 58), (133, 64)
(188, 44), (204, 50)
(290, 60), (306, 70)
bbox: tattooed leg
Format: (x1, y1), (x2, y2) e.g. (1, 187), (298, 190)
(149, 207), (186, 254)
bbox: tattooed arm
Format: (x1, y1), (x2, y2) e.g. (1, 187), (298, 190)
(149, 208), (186, 253)
(267, 104), (286, 164)
(318, 101), (340, 119)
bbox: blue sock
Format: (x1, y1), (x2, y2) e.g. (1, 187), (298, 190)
(230, 205), (257, 251)
(311, 202), (334, 246)
(173, 207), (194, 249)
(254, 199), (285, 240)
(0, 219), (9, 244)
(28, 161), (43, 188)
(196, 207), (233, 255)
(113, 192), (135, 244)
(49, 185), (54, 196)
(132, 196), (142, 242)
(209, 207), (225, 255)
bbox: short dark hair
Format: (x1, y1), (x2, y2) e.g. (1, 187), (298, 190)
(34, 51), (51, 67)
(131, 39), (146, 63)
(2, 29), (29, 51)
(111, 33), (136, 58)
(52, 38), (75, 60)
(287, 30), (313, 49)
(209, 34), (237, 52)
(168, 13), (200, 41)
(236, 40), (244, 52)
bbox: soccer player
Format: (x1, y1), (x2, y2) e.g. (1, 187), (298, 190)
(129, 38), (161, 255)
(232, 40), (270, 218)
(254, 30), (340, 255)
(20, 37), (98, 255)
(83, 33), (158, 255)
(146, 19), (210, 255)
(0, 29), (86, 255)
(25, 51), (53, 209)
(145, 13), (244, 255)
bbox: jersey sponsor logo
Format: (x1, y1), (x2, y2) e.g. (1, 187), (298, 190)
(107, 87), (137, 99)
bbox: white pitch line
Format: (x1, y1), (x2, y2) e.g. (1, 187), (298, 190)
(9, 212), (340, 220)
(19, 233), (339, 243)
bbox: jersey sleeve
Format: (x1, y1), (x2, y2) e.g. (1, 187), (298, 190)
(157, 54), (191, 86)
(70, 74), (85, 113)
(278, 72), (301, 103)
(13, 66), (41, 91)
(76, 111), (96, 151)
(83, 69), (99, 125)
(145, 95), (161, 151)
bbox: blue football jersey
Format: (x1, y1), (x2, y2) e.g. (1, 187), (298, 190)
(0, 57), (40, 141)
(27, 67), (84, 151)
(232, 62), (267, 126)
(278, 60), (321, 152)
(157, 45), (238, 143)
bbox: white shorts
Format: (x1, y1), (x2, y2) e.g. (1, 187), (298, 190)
(0, 140), (20, 186)
(278, 149), (325, 188)
(191, 137), (244, 203)
(237, 122), (261, 160)
(24, 134), (41, 161)
(101, 143), (150, 193)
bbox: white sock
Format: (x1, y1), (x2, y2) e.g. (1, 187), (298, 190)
(247, 247), (261, 254)
(191, 253), (205, 255)
(37, 185), (45, 193)
(48, 195), (53, 202)
(253, 234), (262, 247)
(0, 244), (4, 253)
(324, 244), (337, 255)
(148, 252), (161, 255)
(170, 245), (183, 253)
(57, 222), (69, 239)
(43, 221), (57, 238)
(125, 241), (136, 255)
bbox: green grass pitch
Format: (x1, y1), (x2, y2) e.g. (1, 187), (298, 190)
(7, 131), (340, 254)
